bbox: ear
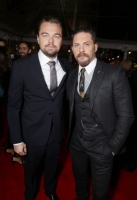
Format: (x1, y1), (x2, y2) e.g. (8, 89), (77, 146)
(71, 46), (74, 53)
(29, 49), (32, 54)
(37, 35), (39, 44)
(95, 43), (98, 52)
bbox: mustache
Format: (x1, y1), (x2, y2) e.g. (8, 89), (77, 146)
(45, 44), (56, 48)
(77, 53), (88, 57)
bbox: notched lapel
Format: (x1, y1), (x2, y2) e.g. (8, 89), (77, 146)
(53, 73), (67, 98)
(90, 60), (105, 110)
(69, 67), (78, 112)
(29, 53), (51, 97)
(53, 57), (68, 98)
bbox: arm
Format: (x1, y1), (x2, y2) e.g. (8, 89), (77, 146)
(7, 61), (24, 145)
(109, 66), (134, 154)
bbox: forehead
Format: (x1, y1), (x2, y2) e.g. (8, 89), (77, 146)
(73, 32), (93, 43)
(39, 22), (62, 34)
(19, 43), (28, 48)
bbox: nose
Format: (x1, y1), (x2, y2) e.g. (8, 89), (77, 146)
(48, 36), (54, 43)
(79, 45), (84, 52)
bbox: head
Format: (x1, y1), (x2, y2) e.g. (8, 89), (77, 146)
(18, 41), (32, 57)
(120, 59), (132, 71)
(0, 46), (11, 74)
(71, 27), (98, 67)
(0, 38), (7, 47)
(37, 16), (63, 59)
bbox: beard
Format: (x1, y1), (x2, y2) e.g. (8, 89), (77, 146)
(42, 45), (58, 58)
(76, 53), (90, 67)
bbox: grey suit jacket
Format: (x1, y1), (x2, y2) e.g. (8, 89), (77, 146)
(66, 59), (134, 154)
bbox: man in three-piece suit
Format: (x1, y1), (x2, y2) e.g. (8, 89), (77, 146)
(7, 16), (70, 200)
(66, 27), (134, 200)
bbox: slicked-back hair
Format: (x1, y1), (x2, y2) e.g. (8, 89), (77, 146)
(37, 16), (62, 35)
(72, 27), (97, 44)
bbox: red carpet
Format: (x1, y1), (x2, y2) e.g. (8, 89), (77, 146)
(0, 110), (137, 200)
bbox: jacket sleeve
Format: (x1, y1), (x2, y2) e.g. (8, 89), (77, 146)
(7, 61), (24, 144)
(109, 66), (134, 154)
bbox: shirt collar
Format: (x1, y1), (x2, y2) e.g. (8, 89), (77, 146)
(38, 50), (58, 66)
(79, 57), (97, 75)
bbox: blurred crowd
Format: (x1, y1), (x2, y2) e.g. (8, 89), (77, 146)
(0, 38), (32, 165)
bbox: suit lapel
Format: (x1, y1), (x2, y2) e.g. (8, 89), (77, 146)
(89, 59), (105, 110)
(51, 57), (68, 98)
(53, 74), (67, 98)
(58, 57), (67, 72)
(29, 53), (51, 98)
(69, 67), (78, 112)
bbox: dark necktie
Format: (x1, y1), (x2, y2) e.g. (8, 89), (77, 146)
(47, 61), (57, 96)
(79, 68), (86, 98)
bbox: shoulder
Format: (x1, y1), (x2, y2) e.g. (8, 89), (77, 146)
(12, 53), (38, 68)
(58, 57), (71, 72)
(99, 60), (124, 76)
(100, 60), (121, 71)
(13, 53), (38, 64)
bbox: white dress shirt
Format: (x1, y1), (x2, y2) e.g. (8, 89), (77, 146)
(38, 50), (66, 89)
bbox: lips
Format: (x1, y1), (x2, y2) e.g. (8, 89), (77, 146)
(46, 45), (56, 48)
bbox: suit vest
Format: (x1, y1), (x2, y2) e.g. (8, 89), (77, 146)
(70, 81), (107, 149)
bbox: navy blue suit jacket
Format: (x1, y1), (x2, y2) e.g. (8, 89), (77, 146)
(8, 52), (71, 146)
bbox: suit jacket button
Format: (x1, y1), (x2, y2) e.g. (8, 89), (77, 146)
(49, 112), (52, 115)
(52, 99), (54, 102)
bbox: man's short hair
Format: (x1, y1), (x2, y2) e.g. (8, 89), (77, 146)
(72, 27), (97, 44)
(18, 41), (31, 49)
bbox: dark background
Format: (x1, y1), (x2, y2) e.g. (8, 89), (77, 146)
(0, 0), (137, 41)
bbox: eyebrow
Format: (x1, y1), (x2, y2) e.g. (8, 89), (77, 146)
(41, 32), (62, 37)
(73, 41), (91, 45)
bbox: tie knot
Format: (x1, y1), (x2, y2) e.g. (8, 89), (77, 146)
(47, 61), (55, 67)
(80, 68), (86, 74)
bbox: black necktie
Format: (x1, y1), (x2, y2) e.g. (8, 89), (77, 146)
(47, 61), (57, 96)
(79, 68), (86, 98)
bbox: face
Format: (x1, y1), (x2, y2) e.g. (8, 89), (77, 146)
(18, 43), (31, 57)
(72, 32), (98, 67)
(37, 22), (62, 59)
(0, 41), (6, 47)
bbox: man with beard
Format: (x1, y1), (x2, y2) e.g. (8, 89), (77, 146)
(18, 41), (32, 58)
(7, 16), (70, 200)
(66, 27), (134, 200)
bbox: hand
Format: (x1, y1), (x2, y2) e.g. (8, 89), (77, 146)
(13, 142), (27, 156)
(112, 152), (115, 156)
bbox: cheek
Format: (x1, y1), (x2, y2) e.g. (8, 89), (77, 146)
(56, 41), (62, 48)
(72, 49), (78, 56)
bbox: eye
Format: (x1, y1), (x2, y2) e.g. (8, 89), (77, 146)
(43, 34), (49, 38)
(54, 35), (60, 39)
(74, 44), (79, 48)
